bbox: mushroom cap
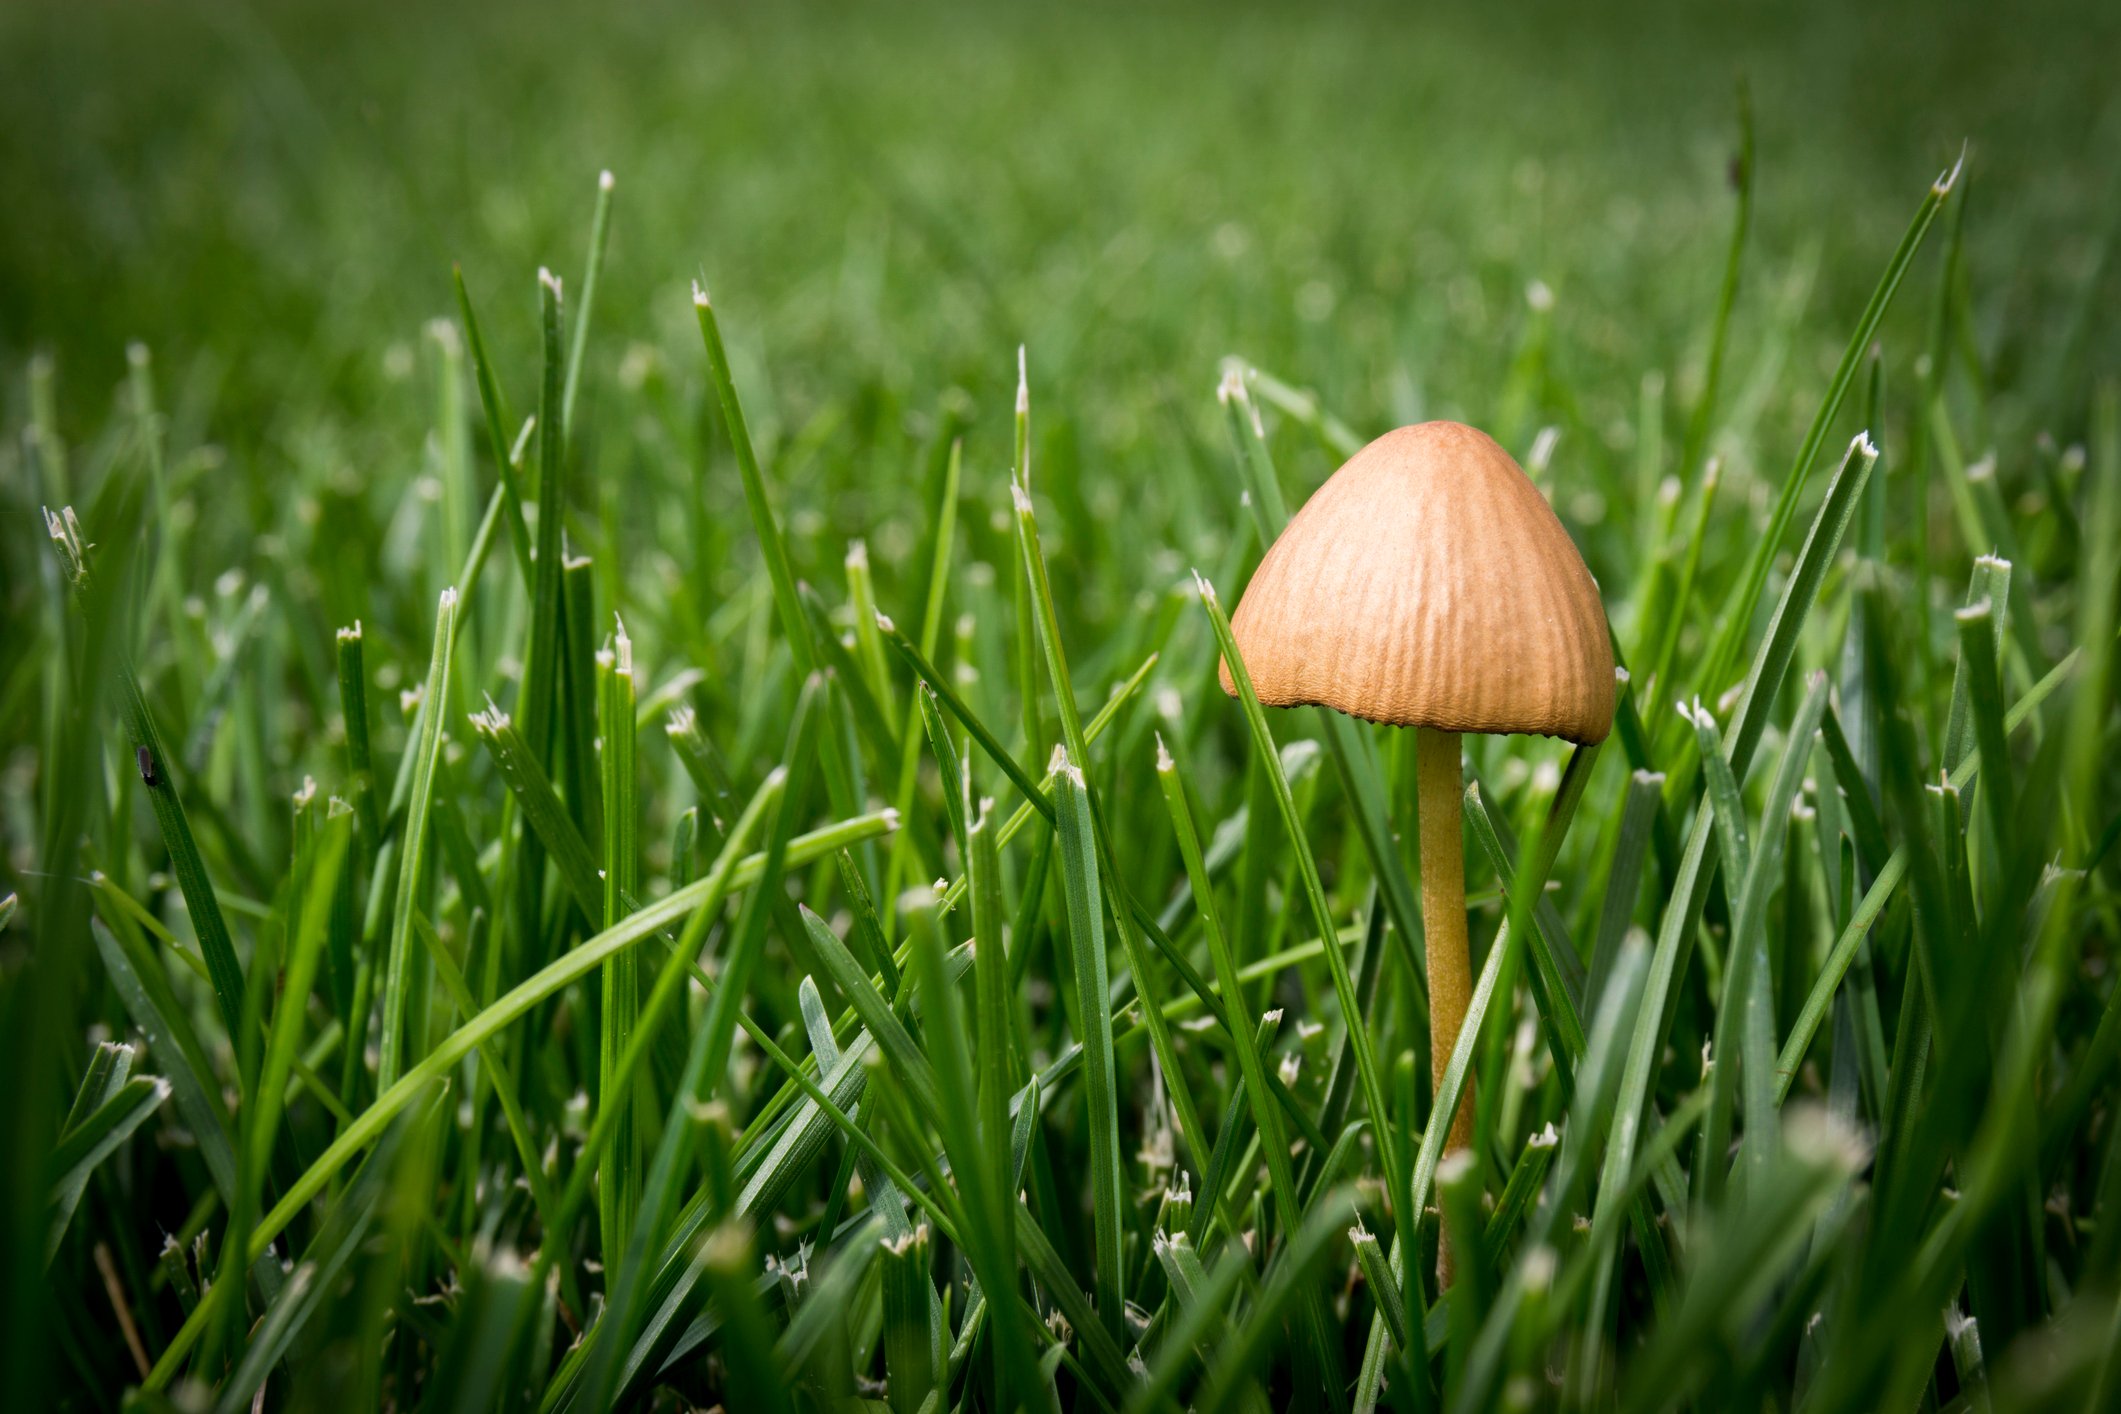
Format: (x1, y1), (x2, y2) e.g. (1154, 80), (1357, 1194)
(1219, 421), (1614, 743)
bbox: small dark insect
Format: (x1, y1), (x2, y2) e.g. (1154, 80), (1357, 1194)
(137, 746), (158, 787)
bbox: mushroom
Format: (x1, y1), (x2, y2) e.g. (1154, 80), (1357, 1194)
(1219, 419), (1613, 1281)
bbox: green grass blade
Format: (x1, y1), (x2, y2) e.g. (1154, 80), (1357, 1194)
(1722, 671), (1829, 1201)
(1955, 594), (2013, 851)
(561, 169), (615, 441)
(90, 913), (239, 1203)
(1588, 769), (1664, 1011)
(378, 586), (458, 1088)
(599, 617), (642, 1269)
(45, 1073), (166, 1263)
(471, 699), (602, 919)
(693, 283), (815, 672)
(451, 266), (535, 582)
(249, 798), (350, 1187)
(120, 666), (249, 1085)
(1464, 776), (1587, 1092)
(1051, 757), (1127, 1344)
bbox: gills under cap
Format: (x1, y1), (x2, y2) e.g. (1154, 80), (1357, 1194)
(1219, 420), (1615, 744)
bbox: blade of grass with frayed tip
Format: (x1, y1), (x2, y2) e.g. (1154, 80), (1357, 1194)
(1012, 351), (1045, 765)
(796, 582), (899, 770)
(378, 586), (457, 1089)
(471, 702), (601, 920)
(881, 1224), (935, 1414)
(1220, 365), (1289, 538)
(90, 915), (238, 1204)
(599, 618), (642, 1271)
(844, 540), (894, 721)
(1688, 157), (1959, 756)
(1685, 701), (1751, 889)
(335, 623), (383, 864)
(1579, 430), (1877, 1391)
(1941, 556), (2013, 774)
(561, 169), (615, 442)
(1189, 1011), (1281, 1248)
(1484, 1125), (1559, 1268)
(45, 1075), (166, 1264)
(1229, 361), (1365, 460)
(1955, 597), (2013, 851)
(1350, 1224), (1411, 1358)
(1129, 1240), (1251, 1414)
(666, 705), (741, 844)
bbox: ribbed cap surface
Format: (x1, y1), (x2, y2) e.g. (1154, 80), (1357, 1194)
(1219, 421), (1614, 743)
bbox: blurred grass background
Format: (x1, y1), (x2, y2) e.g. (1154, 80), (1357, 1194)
(4, 0), (2115, 508)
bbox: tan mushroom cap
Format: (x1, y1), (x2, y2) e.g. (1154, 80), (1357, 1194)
(1219, 421), (1615, 743)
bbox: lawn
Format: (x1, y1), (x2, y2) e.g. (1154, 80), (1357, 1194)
(3, 0), (2118, 1409)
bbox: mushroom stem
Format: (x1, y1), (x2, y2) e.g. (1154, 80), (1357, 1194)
(1417, 726), (1476, 1286)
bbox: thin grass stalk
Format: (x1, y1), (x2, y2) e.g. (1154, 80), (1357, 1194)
(561, 169), (615, 441)
(597, 616), (641, 1272)
(377, 587), (457, 1088)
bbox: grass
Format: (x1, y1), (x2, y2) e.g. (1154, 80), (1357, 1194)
(3, 0), (2121, 1409)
